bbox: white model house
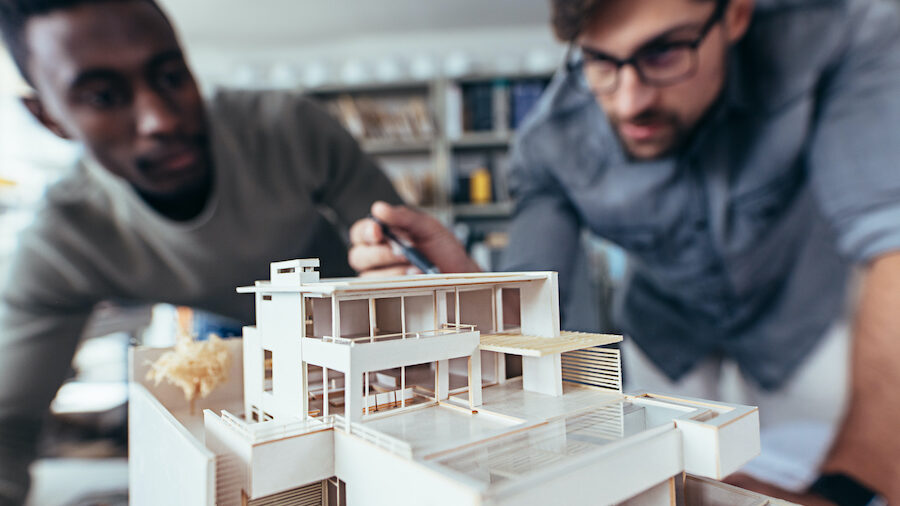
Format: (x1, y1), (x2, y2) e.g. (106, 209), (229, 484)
(129, 259), (773, 506)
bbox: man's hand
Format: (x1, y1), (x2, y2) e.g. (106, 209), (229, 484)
(349, 201), (479, 276)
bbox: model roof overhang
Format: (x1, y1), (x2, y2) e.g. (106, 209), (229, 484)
(237, 271), (553, 296)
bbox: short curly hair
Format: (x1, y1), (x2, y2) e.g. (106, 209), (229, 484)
(0, 0), (163, 84)
(550, 0), (605, 42)
(550, 0), (726, 42)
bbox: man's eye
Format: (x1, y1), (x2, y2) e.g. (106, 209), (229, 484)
(76, 88), (128, 109)
(156, 65), (191, 90)
(640, 46), (687, 68)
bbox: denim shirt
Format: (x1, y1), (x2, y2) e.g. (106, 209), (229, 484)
(503, 0), (900, 389)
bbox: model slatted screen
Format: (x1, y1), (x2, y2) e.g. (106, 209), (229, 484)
(246, 480), (325, 506)
(215, 453), (243, 506)
(560, 346), (622, 392)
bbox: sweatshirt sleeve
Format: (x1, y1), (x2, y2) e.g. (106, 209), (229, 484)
(0, 230), (94, 505)
(295, 97), (405, 229)
(213, 89), (404, 233)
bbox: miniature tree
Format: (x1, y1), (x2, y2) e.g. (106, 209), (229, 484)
(146, 332), (232, 414)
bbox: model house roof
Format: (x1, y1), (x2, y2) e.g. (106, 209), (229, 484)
(237, 271), (553, 296)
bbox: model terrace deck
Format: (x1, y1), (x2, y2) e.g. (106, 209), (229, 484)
(479, 330), (622, 357)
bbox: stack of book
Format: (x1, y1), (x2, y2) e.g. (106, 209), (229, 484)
(324, 94), (434, 142)
(510, 79), (548, 129)
(377, 155), (436, 207)
(461, 83), (495, 132)
(452, 78), (550, 134)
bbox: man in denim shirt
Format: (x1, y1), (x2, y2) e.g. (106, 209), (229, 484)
(351, 0), (900, 501)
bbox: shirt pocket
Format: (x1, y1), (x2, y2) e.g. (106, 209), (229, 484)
(731, 168), (804, 223)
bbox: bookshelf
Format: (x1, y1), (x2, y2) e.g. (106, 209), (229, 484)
(305, 72), (622, 336)
(305, 70), (552, 271)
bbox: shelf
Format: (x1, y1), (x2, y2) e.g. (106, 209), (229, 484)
(362, 138), (434, 155)
(450, 132), (513, 149)
(453, 70), (556, 84)
(452, 201), (514, 218)
(304, 79), (431, 96)
(308, 72), (553, 230)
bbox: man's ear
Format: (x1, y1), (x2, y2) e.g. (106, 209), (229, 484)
(724, 0), (754, 44)
(21, 95), (71, 139)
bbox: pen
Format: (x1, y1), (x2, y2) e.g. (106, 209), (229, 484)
(368, 214), (441, 274)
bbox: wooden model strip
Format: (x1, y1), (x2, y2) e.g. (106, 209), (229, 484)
(438, 400), (478, 415)
(559, 378), (621, 389)
(560, 356), (621, 367)
(479, 331), (622, 357)
(560, 369), (621, 381)
(565, 349), (621, 357)
(561, 372), (620, 383)
(561, 347), (622, 392)
(561, 361), (621, 371)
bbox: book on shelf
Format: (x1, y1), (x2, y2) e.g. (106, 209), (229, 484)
(448, 77), (551, 136)
(510, 79), (549, 129)
(492, 81), (510, 135)
(445, 84), (462, 140)
(461, 82), (494, 132)
(376, 154), (436, 207)
(323, 94), (434, 143)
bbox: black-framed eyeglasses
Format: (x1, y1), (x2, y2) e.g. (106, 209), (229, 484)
(567, 0), (728, 94)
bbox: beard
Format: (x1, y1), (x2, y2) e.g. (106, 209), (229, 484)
(608, 109), (688, 160)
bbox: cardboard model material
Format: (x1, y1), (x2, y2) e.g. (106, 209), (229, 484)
(129, 259), (766, 506)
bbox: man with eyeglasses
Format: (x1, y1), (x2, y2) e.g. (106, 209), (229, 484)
(351, 0), (900, 502)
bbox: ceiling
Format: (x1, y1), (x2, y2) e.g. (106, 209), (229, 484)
(157, 0), (553, 50)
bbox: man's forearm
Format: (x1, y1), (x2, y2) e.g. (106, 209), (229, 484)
(823, 251), (900, 502)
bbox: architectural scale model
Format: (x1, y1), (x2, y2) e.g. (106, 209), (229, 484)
(129, 259), (778, 506)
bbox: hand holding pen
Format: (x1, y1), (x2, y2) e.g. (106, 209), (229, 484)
(368, 214), (441, 274)
(348, 201), (481, 277)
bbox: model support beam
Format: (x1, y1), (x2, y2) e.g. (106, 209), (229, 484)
(345, 370), (364, 425)
(468, 353), (483, 407)
(523, 354), (563, 397)
(520, 275), (560, 338)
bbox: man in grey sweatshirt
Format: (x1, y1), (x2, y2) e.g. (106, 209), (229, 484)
(0, 0), (401, 503)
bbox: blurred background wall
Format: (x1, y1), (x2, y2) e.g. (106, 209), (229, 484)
(161, 0), (561, 89)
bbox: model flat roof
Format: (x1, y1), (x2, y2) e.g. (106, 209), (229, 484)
(237, 271), (553, 295)
(479, 331), (623, 357)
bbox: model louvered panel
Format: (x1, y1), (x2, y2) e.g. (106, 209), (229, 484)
(216, 453), (244, 506)
(568, 402), (624, 442)
(246, 480), (325, 506)
(561, 347), (622, 392)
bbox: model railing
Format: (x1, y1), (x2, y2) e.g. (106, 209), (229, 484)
(333, 415), (413, 459)
(220, 410), (336, 443)
(320, 323), (477, 346)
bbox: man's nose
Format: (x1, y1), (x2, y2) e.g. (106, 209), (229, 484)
(135, 89), (180, 137)
(612, 65), (657, 119)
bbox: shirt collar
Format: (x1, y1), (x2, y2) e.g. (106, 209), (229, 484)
(724, 45), (752, 112)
